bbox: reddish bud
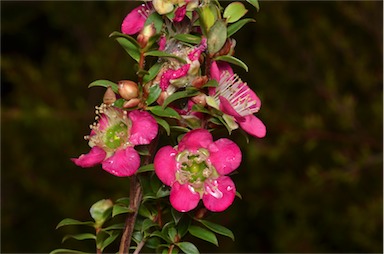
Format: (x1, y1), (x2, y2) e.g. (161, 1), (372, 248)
(192, 75), (208, 89)
(118, 80), (139, 100)
(191, 93), (206, 107)
(103, 87), (116, 105)
(123, 98), (141, 108)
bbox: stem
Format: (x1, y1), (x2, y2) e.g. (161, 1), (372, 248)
(133, 239), (146, 254)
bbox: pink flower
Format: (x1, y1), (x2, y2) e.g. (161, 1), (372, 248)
(154, 129), (241, 212)
(121, 3), (152, 35)
(72, 105), (158, 177)
(210, 61), (266, 138)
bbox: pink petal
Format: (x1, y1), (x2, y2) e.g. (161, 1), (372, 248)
(101, 147), (140, 177)
(158, 35), (166, 51)
(178, 129), (213, 152)
(238, 115), (266, 138)
(71, 146), (106, 168)
(154, 146), (178, 186)
(173, 5), (187, 22)
(210, 61), (233, 82)
(128, 110), (158, 145)
(219, 96), (243, 119)
(121, 5), (148, 35)
(208, 138), (242, 175)
(202, 176), (236, 212)
(170, 182), (201, 212)
(160, 64), (190, 91)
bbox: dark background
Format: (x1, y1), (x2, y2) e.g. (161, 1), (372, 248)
(2, 1), (382, 253)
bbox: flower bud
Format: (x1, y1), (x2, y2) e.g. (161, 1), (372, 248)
(138, 24), (156, 48)
(118, 80), (139, 100)
(192, 75), (208, 89)
(191, 93), (207, 107)
(153, 0), (174, 15)
(156, 91), (169, 105)
(123, 98), (141, 108)
(103, 86), (116, 105)
(194, 207), (208, 219)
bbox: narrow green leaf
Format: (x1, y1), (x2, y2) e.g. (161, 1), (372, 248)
(62, 233), (96, 243)
(202, 79), (218, 88)
(112, 204), (134, 217)
(101, 231), (120, 251)
(142, 218), (159, 232)
(50, 249), (88, 254)
(156, 185), (170, 198)
(112, 98), (125, 108)
(246, 0), (260, 11)
(115, 37), (140, 62)
(150, 230), (171, 243)
(162, 89), (199, 109)
(168, 227), (178, 243)
(174, 34), (202, 45)
(192, 104), (211, 114)
(144, 50), (187, 64)
(207, 19), (227, 54)
(188, 225), (218, 246)
(103, 223), (125, 231)
(148, 106), (181, 119)
(143, 63), (163, 84)
(170, 126), (190, 133)
(171, 208), (183, 225)
(146, 84), (162, 106)
(144, 12), (164, 34)
(137, 163), (155, 173)
(88, 80), (119, 93)
(223, 2), (248, 23)
(227, 18), (256, 37)
(115, 197), (130, 206)
(197, 219), (235, 241)
(109, 31), (140, 47)
(154, 116), (171, 135)
(236, 191), (243, 199)
(176, 242), (199, 254)
(214, 55), (248, 72)
(56, 218), (94, 229)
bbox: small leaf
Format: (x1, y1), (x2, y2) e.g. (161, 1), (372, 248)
(198, 5), (216, 33)
(154, 116), (171, 135)
(112, 98), (125, 108)
(146, 84), (162, 106)
(144, 50), (187, 64)
(176, 242), (199, 254)
(90, 199), (113, 226)
(171, 208), (183, 225)
(62, 233), (96, 243)
(100, 231), (120, 251)
(202, 79), (218, 88)
(88, 80), (119, 93)
(115, 37), (141, 62)
(188, 225), (218, 246)
(246, 0), (260, 11)
(223, 2), (248, 23)
(174, 34), (202, 45)
(115, 197), (130, 206)
(156, 185), (170, 198)
(103, 223), (125, 231)
(214, 55), (248, 72)
(109, 31), (140, 48)
(142, 218), (159, 232)
(170, 126), (190, 133)
(151, 230), (170, 243)
(143, 63), (163, 84)
(167, 227), (178, 243)
(162, 89), (199, 108)
(192, 104), (211, 114)
(227, 18), (256, 37)
(236, 191), (243, 199)
(112, 204), (134, 217)
(148, 106), (181, 119)
(207, 19), (227, 54)
(197, 219), (235, 241)
(137, 163), (155, 173)
(50, 249), (88, 254)
(144, 12), (164, 34)
(56, 218), (94, 229)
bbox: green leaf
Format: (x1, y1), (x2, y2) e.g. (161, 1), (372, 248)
(90, 199), (113, 226)
(115, 197), (130, 206)
(174, 34), (202, 45)
(167, 227), (178, 243)
(170, 126), (190, 133)
(156, 185), (170, 198)
(144, 12), (164, 34)
(100, 231), (120, 251)
(171, 208), (183, 225)
(146, 84), (162, 106)
(112, 204), (134, 217)
(197, 219), (235, 241)
(214, 55), (248, 72)
(56, 218), (94, 229)
(148, 106), (181, 119)
(207, 19), (227, 54)
(143, 63), (163, 84)
(227, 18), (256, 37)
(103, 223), (125, 231)
(176, 242), (199, 254)
(62, 233), (96, 243)
(142, 218), (159, 232)
(112, 98), (125, 108)
(162, 89), (199, 108)
(144, 50), (187, 64)
(188, 225), (218, 246)
(192, 104), (211, 114)
(137, 163), (155, 173)
(109, 31), (140, 48)
(88, 80), (119, 93)
(50, 249), (88, 254)
(223, 2), (248, 23)
(236, 191), (243, 199)
(115, 37), (141, 62)
(202, 79), (218, 88)
(154, 116), (171, 135)
(150, 230), (170, 243)
(246, 0), (260, 11)
(198, 5), (216, 33)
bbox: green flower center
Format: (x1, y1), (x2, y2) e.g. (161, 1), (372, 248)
(104, 123), (128, 149)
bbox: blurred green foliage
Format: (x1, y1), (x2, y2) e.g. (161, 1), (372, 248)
(1, 1), (382, 253)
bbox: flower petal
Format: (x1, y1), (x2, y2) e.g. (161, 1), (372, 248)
(219, 96), (243, 119)
(154, 146), (178, 186)
(208, 138), (242, 175)
(121, 5), (148, 35)
(238, 115), (266, 138)
(173, 5), (187, 22)
(203, 176), (236, 212)
(101, 147), (140, 177)
(210, 61), (233, 82)
(170, 182), (201, 212)
(129, 110), (158, 145)
(160, 64), (190, 91)
(178, 129), (213, 152)
(71, 146), (106, 168)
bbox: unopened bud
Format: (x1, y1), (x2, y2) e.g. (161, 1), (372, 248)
(156, 91), (169, 106)
(118, 80), (139, 100)
(123, 98), (140, 108)
(138, 24), (156, 48)
(192, 76), (208, 89)
(191, 93), (206, 106)
(103, 87), (116, 105)
(194, 207), (208, 220)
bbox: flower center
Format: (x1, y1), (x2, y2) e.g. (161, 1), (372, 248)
(104, 123), (128, 149)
